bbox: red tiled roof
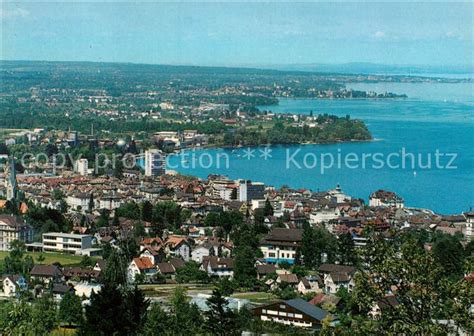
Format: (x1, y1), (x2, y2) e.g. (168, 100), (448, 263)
(133, 257), (154, 270)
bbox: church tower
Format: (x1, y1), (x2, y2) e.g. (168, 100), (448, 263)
(5, 157), (17, 201)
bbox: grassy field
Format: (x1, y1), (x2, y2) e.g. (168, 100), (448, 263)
(0, 251), (94, 266)
(139, 283), (215, 298)
(231, 292), (278, 304)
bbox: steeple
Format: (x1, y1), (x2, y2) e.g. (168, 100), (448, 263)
(5, 157), (17, 201)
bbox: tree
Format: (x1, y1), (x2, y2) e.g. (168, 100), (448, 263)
(88, 193), (94, 212)
(31, 295), (58, 334)
(351, 235), (466, 335)
(432, 233), (465, 279)
(3, 240), (34, 275)
(301, 223), (318, 268)
(234, 245), (257, 287)
(142, 303), (171, 335)
(58, 291), (83, 327)
(114, 159), (124, 179)
(122, 286), (150, 335)
(79, 255), (93, 268)
(134, 220), (145, 238)
(83, 283), (127, 335)
(3, 300), (32, 335)
(169, 287), (204, 335)
(337, 232), (357, 265)
(176, 261), (209, 284)
(0, 143), (9, 155)
(264, 198), (274, 216)
(83, 283), (149, 335)
(103, 249), (127, 286)
(45, 143), (58, 157)
(117, 201), (141, 220)
(205, 289), (236, 336)
(141, 201), (153, 222)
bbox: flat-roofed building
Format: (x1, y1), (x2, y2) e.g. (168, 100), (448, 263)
(42, 232), (94, 255)
(145, 149), (165, 177)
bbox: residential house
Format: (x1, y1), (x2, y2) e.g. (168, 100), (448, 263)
(252, 298), (330, 329)
(259, 228), (303, 265)
(2, 275), (27, 297)
(297, 276), (323, 294)
(256, 264), (277, 280)
(191, 243), (214, 263)
(52, 283), (76, 300)
(369, 295), (399, 319)
(30, 265), (63, 284)
(318, 264), (357, 294)
(127, 257), (157, 283)
(164, 236), (191, 261)
(276, 273), (299, 289)
(308, 293), (343, 310)
(369, 190), (404, 208)
(139, 245), (164, 265)
(201, 256), (234, 278)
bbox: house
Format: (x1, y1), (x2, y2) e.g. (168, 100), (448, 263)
(308, 293), (342, 310)
(191, 243), (214, 263)
(369, 295), (399, 318)
(0, 215), (34, 251)
(318, 264), (357, 294)
(140, 245), (164, 265)
(66, 193), (93, 211)
(2, 275), (27, 297)
(164, 236), (191, 261)
(52, 283), (76, 300)
(30, 265), (63, 284)
(256, 264), (277, 280)
(93, 260), (107, 273)
(62, 267), (101, 282)
(297, 276), (323, 294)
(276, 273), (299, 288)
(201, 256), (234, 278)
(169, 258), (185, 271)
(259, 228), (303, 265)
(252, 298), (331, 329)
(156, 262), (177, 278)
(127, 257), (157, 283)
(369, 190), (404, 208)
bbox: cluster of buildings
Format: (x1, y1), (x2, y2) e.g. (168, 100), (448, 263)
(1, 148), (473, 330)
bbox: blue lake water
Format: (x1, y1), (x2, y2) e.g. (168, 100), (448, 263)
(168, 82), (474, 214)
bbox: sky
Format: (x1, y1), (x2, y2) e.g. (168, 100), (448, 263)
(1, 1), (472, 67)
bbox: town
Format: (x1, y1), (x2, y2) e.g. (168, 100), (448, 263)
(0, 131), (473, 334)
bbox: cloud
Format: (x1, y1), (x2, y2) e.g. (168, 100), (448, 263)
(373, 31), (385, 39)
(0, 7), (29, 19)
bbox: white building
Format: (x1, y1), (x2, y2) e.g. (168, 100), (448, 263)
(42, 232), (94, 255)
(328, 184), (351, 203)
(2, 275), (27, 297)
(464, 212), (474, 239)
(369, 190), (404, 208)
(75, 158), (89, 176)
(0, 215), (33, 251)
(145, 149), (165, 177)
(309, 205), (341, 225)
(66, 193), (93, 211)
